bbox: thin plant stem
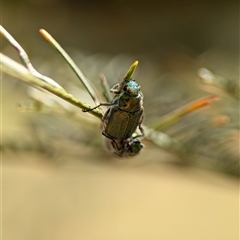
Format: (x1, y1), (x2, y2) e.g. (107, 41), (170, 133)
(39, 29), (101, 105)
(0, 25), (103, 118)
(151, 95), (219, 130)
(99, 73), (112, 102)
(0, 25), (63, 89)
(198, 68), (239, 100)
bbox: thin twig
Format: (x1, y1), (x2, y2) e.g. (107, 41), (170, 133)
(0, 25), (63, 89)
(39, 29), (101, 105)
(0, 25), (103, 118)
(151, 95), (219, 130)
(99, 73), (112, 102)
(0, 53), (103, 119)
(198, 68), (239, 100)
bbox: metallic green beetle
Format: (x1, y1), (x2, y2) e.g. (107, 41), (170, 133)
(83, 61), (144, 155)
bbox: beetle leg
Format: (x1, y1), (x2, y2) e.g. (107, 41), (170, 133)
(135, 115), (145, 138)
(138, 124), (145, 136)
(110, 83), (122, 94)
(102, 131), (121, 150)
(109, 140), (132, 158)
(131, 124), (144, 139)
(82, 102), (114, 112)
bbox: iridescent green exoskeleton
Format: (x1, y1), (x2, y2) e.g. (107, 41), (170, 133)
(83, 61), (144, 157)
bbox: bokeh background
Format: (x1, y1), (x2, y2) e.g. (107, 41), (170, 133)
(1, 0), (239, 239)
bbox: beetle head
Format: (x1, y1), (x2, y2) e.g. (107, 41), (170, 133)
(123, 80), (140, 96)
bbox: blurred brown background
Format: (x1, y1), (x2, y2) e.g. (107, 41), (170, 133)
(1, 0), (239, 239)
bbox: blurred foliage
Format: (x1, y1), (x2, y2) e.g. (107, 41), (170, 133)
(1, 43), (239, 175)
(1, 0), (239, 176)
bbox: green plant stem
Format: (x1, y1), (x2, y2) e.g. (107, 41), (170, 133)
(0, 53), (103, 119)
(39, 29), (101, 105)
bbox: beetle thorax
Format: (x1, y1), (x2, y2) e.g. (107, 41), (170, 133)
(117, 91), (142, 112)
